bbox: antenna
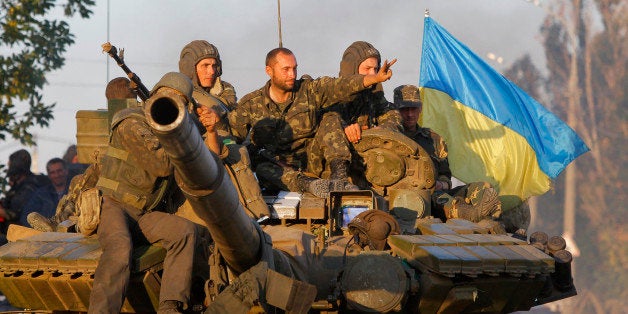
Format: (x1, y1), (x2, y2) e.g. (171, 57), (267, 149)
(277, 0), (283, 47)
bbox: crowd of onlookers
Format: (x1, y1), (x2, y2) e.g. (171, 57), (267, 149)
(0, 145), (88, 245)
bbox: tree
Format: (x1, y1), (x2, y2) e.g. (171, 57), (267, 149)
(0, 0), (95, 145)
(534, 1), (627, 312)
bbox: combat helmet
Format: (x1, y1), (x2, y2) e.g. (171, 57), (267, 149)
(339, 41), (381, 77)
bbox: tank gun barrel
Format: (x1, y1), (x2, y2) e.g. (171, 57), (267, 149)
(144, 90), (260, 274)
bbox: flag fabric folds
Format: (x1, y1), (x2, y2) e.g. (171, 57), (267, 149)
(419, 16), (589, 207)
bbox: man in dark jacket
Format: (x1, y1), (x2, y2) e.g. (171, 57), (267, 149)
(0, 149), (50, 242)
(20, 158), (69, 227)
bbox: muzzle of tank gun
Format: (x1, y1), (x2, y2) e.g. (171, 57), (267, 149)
(144, 89), (261, 275)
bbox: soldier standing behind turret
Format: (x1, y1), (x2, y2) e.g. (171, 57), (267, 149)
(178, 40), (270, 218)
(395, 84), (502, 225)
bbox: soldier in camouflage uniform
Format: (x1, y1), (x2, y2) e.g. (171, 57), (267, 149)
(319, 41), (402, 188)
(179, 40), (269, 218)
(395, 85), (502, 224)
(88, 73), (203, 313)
(331, 41), (402, 142)
(229, 47), (396, 198)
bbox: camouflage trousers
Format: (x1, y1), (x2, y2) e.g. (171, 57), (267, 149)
(88, 196), (197, 312)
(256, 113), (351, 192)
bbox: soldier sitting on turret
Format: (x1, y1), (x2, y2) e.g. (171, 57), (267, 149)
(320, 41), (402, 189)
(88, 73), (207, 313)
(229, 47), (396, 198)
(395, 84), (503, 225)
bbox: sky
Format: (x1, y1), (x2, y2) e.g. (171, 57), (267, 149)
(1, 0), (546, 174)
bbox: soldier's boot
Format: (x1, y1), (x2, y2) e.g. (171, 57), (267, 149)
(465, 183), (502, 219)
(444, 196), (494, 223)
(329, 159), (359, 191)
(157, 300), (183, 314)
(296, 175), (330, 198)
(27, 212), (55, 232)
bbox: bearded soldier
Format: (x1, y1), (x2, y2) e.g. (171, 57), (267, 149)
(229, 47), (396, 198)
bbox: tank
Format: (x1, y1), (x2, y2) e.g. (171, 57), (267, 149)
(0, 90), (577, 313)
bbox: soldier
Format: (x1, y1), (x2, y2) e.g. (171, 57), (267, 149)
(87, 73), (202, 313)
(179, 40), (237, 110)
(331, 41), (402, 144)
(395, 85), (502, 224)
(322, 41), (403, 189)
(179, 40), (269, 218)
(229, 47), (396, 198)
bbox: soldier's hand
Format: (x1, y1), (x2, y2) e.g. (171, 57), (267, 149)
(344, 123), (368, 144)
(377, 58), (397, 82)
(363, 58), (397, 87)
(196, 106), (220, 133)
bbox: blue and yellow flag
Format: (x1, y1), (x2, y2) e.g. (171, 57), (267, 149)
(419, 16), (589, 209)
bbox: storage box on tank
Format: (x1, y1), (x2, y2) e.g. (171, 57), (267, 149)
(76, 110), (109, 164)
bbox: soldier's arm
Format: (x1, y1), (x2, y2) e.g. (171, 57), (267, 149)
(219, 81), (238, 111)
(373, 93), (403, 132)
(116, 118), (173, 177)
(362, 59), (396, 87)
(196, 106), (222, 155)
(312, 59), (397, 110)
(229, 95), (257, 143)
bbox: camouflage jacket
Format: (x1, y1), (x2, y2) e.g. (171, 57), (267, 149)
(403, 124), (452, 188)
(327, 87), (402, 132)
(207, 77), (237, 111)
(96, 108), (174, 211)
(229, 74), (367, 159)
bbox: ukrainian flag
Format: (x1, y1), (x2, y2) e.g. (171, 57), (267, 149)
(419, 16), (589, 210)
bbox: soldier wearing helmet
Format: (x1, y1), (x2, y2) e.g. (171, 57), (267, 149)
(179, 40), (237, 111)
(179, 41), (270, 218)
(334, 41), (402, 144)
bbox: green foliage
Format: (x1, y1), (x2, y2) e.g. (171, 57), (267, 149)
(0, 0), (95, 145)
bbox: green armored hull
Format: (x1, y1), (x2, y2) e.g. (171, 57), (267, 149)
(0, 88), (576, 313)
(0, 232), (165, 312)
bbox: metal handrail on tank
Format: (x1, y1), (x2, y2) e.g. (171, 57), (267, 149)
(143, 89), (261, 275)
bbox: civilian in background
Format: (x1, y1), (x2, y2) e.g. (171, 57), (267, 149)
(21, 158), (70, 228)
(63, 145), (89, 180)
(0, 149), (50, 243)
